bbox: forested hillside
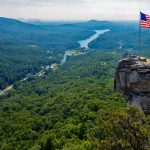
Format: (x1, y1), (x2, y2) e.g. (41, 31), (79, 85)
(0, 18), (150, 149)
(0, 50), (150, 149)
(0, 44), (55, 89)
(0, 18), (150, 90)
(0, 18), (94, 89)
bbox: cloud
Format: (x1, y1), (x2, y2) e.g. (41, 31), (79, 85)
(0, 0), (87, 6)
(1, 0), (148, 7)
(0, 0), (150, 20)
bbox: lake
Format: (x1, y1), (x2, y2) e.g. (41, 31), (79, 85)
(78, 29), (110, 49)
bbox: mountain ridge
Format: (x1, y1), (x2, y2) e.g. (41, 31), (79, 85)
(0, 17), (45, 32)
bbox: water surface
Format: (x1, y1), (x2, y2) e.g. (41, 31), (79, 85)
(61, 29), (110, 65)
(78, 29), (110, 49)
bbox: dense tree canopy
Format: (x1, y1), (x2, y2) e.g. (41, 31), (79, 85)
(0, 18), (150, 149)
(0, 50), (149, 150)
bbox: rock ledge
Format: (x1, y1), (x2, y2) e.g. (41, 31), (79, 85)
(115, 56), (150, 115)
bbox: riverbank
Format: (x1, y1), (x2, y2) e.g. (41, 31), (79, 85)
(78, 29), (110, 49)
(0, 29), (109, 96)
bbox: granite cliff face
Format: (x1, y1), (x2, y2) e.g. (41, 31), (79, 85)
(115, 56), (150, 115)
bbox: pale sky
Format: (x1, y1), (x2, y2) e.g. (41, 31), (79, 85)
(0, 0), (150, 21)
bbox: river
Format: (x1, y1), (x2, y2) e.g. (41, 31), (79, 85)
(0, 29), (110, 96)
(61, 51), (71, 65)
(78, 29), (110, 49)
(61, 29), (110, 65)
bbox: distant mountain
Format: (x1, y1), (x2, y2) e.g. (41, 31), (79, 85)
(0, 17), (143, 52)
(87, 20), (110, 24)
(0, 17), (44, 33)
(0, 17), (48, 46)
(26, 20), (80, 26)
(0, 17), (87, 51)
(73, 20), (116, 31)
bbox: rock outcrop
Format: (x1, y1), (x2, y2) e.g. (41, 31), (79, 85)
(115, 56), (150, 115)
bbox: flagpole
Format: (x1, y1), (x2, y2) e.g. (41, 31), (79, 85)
(138, 11), (141, 57)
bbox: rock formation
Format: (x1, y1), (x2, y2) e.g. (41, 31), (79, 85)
(115, 55), (150, 115)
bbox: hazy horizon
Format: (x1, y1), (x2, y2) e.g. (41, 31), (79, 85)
(17, 18), (139, 22)
(0, 0), (150, 21)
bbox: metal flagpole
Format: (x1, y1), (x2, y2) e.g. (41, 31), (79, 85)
(138, 11), (141, 56)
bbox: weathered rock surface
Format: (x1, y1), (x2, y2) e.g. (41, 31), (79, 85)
(115, 56), (150, 115)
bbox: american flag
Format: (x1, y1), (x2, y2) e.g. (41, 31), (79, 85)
(140, 12), (150, 28)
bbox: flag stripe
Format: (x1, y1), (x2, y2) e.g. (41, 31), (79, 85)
(141, 12), (150, 28)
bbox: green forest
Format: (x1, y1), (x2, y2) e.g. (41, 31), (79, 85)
(0, 18), (150, 90)
(0, 50), (150, 149)
(0, 18), (150, 150)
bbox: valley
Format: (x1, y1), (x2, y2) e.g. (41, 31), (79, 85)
(0, 29), (110, 96)
(0, 18), (150, 150)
